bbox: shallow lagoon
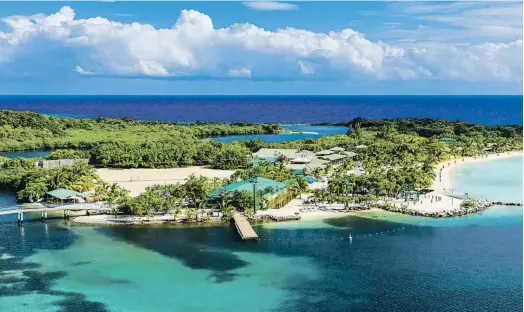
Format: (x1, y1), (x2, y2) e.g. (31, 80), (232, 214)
(0, 157), (521, 312)
(208, 125), (347, 142)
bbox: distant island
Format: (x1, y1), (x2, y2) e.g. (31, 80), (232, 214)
(0, 110), (522, 224)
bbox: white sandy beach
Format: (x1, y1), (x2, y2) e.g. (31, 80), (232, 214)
(406, 150), (523, 214)
(74, 214), (175, 225)
(96, 166), (234, 197)
(432, 150), (523, 192)
(258, 194), (358, 220)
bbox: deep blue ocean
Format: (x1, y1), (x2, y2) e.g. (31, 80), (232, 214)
(0, 95), (522, 125)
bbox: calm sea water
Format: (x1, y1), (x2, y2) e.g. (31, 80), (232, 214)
(0, 157), (522, 311)
(209, 125), (348, 143)
(0, 95), (522, 125)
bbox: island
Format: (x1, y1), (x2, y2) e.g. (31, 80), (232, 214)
(1, 110), (522, 227)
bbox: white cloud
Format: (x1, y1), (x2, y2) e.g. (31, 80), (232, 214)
(386, 2), (523, 43)
(227, 67), (252, 78)
(0, 6), (521, 83)
(297, 60), (315, 75)
(407, 40), (522, 82)
(74, 65), (94, 75)
(242, 1), (298, 11)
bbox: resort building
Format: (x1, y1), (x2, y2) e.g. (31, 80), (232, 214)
(36, 158), (89, 169)
(255, 148), (320, 168)
(209, 177), (286, 198)
(46, 188), (88, 205)
(329, 147), (345, 153)
(319, 153), (348, 166)
(209, 177), (291, 209)
(254, 148), (314, 161)
(254, 147), (355, 171)
(343, 151), (358, 158)
(315, 150), (336, 157)
(305, 158), (329, 170)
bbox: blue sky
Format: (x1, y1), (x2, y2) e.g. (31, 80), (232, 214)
(0, 1), (522, 95)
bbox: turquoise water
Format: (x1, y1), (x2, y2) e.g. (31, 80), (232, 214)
(453, 155), (523, 202)
(209, 125), (347, 142)
(0, 156), (521, 311)
(0, 151), (52, 159)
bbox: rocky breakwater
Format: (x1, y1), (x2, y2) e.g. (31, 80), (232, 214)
(379, 198), (497, 218)
(491, 201), (523, 206)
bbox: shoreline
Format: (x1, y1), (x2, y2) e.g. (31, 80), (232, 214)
(400, 150), (523, 216)
(74, 151), (523, 225)
(432, 150), (523, 192)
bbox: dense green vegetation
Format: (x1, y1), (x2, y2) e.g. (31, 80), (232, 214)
(265, 118), (522, 206)
(0, 159), (99, 202)
(46, 149), (90, 160)
(0, 110), (281, 169)
(268, 118), (522, 155)
(1, 112), (521, 217)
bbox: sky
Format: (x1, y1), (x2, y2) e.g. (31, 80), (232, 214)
(0, 1), (522, 95)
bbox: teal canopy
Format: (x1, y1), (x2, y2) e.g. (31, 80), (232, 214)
(439, 138), (457, 142)
(293, 169), (305, 175)
(304, 176), (317, 184)
(46, 188), (87, 200)
(252, 157), (278, 167)
(209, 177), (286, 199)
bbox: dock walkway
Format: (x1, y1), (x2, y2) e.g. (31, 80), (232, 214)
(0, 203), (111, 216)
(0, 203), (112, 224)
(233, 215), (259, 241)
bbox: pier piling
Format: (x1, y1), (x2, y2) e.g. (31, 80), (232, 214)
(18, 212), (24, 226)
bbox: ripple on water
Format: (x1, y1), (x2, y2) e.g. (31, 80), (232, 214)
(17, 226), (321, 312)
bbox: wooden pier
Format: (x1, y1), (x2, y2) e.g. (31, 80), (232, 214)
(0, 204), (111, 225)
(233, 215), (259, 241)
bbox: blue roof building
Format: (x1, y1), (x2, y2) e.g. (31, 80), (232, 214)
(209, 177), (286, 199)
